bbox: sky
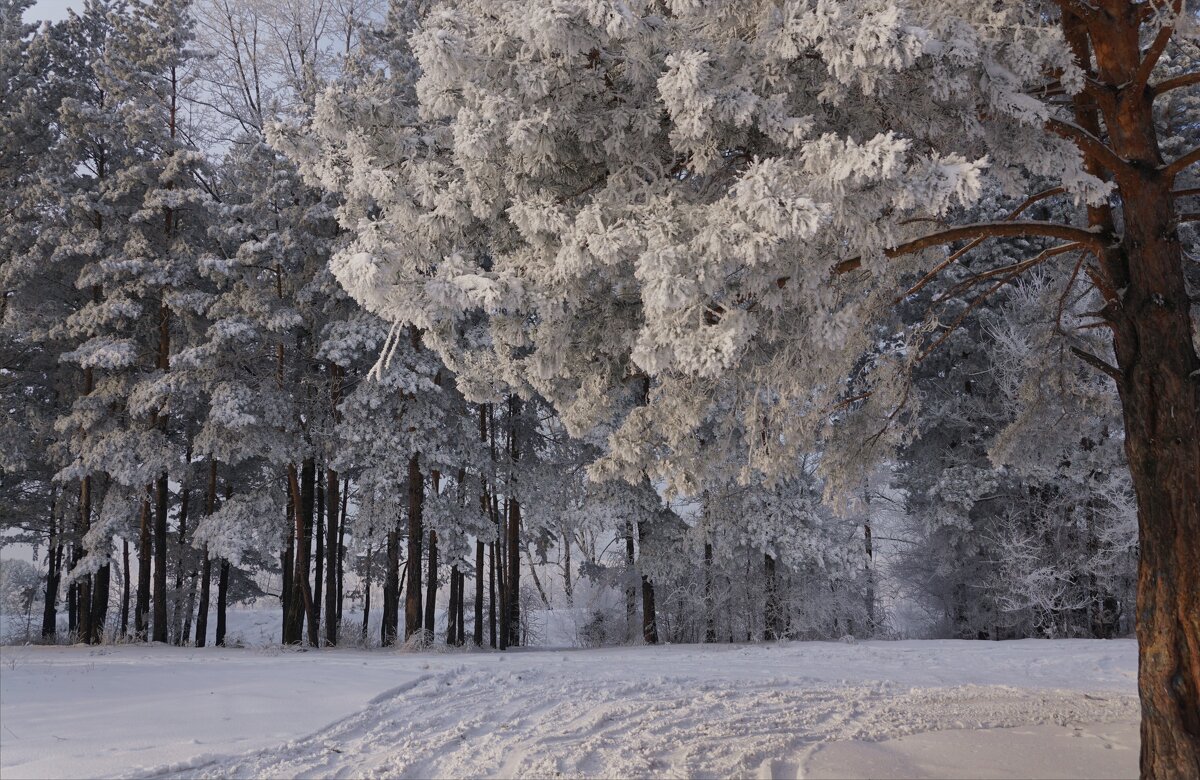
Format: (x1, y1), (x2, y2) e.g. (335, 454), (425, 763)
(25, 0), (74, 23)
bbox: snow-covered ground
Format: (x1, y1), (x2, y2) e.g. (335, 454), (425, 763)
(0, 637), (1137, 779)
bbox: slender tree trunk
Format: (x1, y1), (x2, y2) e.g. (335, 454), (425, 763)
(404, 453), (424, 640)
(41, 502), (59, 639)
(456, 569), (465, 646)
(474, 541), (485, 646)
(171, 483), (190, 644)
(337, 477), (348, 627)
(300, 457), (318, 646)
(195, 549), (211, 647)
(120, 539), (129, 638)
(215, 559), (229, 647)
(383, 518), (399, 646)
(506, 498), (521, 648)
(67, 575), (78, 637)
(78, 470), (93, 644)
(447, 566), (459, 646)
(136, 497), (151, 640)
(285, 463), (304, 644)
(704, 540), (715, 643)
(325, 467), (340, 646)
(362, 534), (373, 644)
(489, 542), (497, 649)
(91, 563), (109, 643)
(764, 553), (780, 641)
(314, 468), (324, 640)
(195, 461), (217, 648)
(624, 519), (637, 642)
(424, 529), (438, 638)
(561, 531), (573, 606)
(864, 520), (875, 634)
(152, 471), (169, 643)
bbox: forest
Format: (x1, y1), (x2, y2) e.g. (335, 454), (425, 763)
(0, 0), (1196, 778)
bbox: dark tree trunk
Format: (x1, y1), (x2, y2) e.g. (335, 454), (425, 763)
(325, 467), (340, 646)
(171, 483), (190, 644)
(362, 535), (373, 644)
(91, 564), (109, 643)
(382, 520), (399, 646)
(215, 559), (229, 647)
(314, 468), (324, 640)
(637, 519), (658, 644)
(404, 454), (424, 640)
(864, 521), (876, 634)
(120, 539), (129, 638)
(67, 577), (77, 637)
(446, 566), (459, 646)
(41, 509), (60, 639)
(152, 472), (169, 643)
(136, 497), (151, 640)
(456, 569), (465, 646)
(474, 541), (485, 646)
(424, 529), (438, 638)
(562, 531), (573, 606)
(78, 474), (92, 644)
(764, 553), (781, 641)
(284, 463), (304, 644)
(506, 498), (521, 648)
(488, 542), (497, 649)
(300, 457), (318, 646)
(704, 541), (715, 643)
(337, 477), (348, 628)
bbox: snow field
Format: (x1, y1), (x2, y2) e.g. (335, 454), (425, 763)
(1, 638), (1138, 779)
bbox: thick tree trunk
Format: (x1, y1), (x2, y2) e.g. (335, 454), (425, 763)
(325, 468), (340, 646)
(284, 463), (304, 644)
(447, 566), (459, 646)
(624, 520), (637, 641)
(506, 498), (521, 648)
(1063, 8), (1200, 776)
(91, 564), (109, 643)
(404, 453), (424, 640)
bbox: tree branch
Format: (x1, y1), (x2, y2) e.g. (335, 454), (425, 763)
(1152, 72), (1200, 98)
(835, 221), (1106, 275)
(1070, 346), (1122, 381)
(1165, 147), (1200, 180)
(1045, 118), (1128, 174)
(1131, 0), (1182, 96)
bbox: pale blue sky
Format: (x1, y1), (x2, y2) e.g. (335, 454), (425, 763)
(26, 0), (75, 23)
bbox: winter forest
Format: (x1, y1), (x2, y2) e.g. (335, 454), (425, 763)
(0, 0), (1196, 778)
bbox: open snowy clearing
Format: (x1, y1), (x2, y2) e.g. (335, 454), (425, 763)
(0, 639), (1138, 779)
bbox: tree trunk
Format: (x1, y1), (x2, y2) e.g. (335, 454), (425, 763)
(506, 498), (521, 648)
(764, 553), (780, 641)
(456, 569), (465, 646)
(637, 519), (658, 644)
(136, 497), (151, 640)
(624, 519), (636, 642)
(90, 563), (109, 643)
(337, 477), (348, 628)
(404, 453), (424, 640)
(195, 549), (211, 647)
(301, 457), (318, 646)
(1062, 9), (1200, 775)
(561, 531), (573, 606)
(424, 529), (438, 638)
(488, 542), (497, 649)
(285, 463), (304, 644)
(474, 541), (485, 646)
(382, 520), (399, 646)
(314, 468), (324, 640)
(152, 471), (169, 643)
(171, 483), (190, 644)
(325, 467), (340, 646)
(704, 541), (715, 643)
(120, 539), (129, 638)
(78, 472), (93, 644)
(447, 566), (459, 646)
(215, 559), (229, 647)
(41, 508), (59, 640)
(362, 536), (373, 644)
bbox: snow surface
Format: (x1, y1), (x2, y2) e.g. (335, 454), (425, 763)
(0, 638), (1138, 779)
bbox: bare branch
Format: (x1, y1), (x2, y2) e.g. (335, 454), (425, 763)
(1152, 72), (1200, 98)
(1131, 0), (1183, 96)
(1070, 346), (1122, 381)
(1045, 118), (1128, 174)
(834, 221), (1106, 275)
(1165, 147), (1200, 180)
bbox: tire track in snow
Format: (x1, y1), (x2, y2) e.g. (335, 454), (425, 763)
(130, 662), (1138, 779)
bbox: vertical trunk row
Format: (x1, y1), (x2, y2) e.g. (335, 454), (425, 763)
(704, 540), (715, 643)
